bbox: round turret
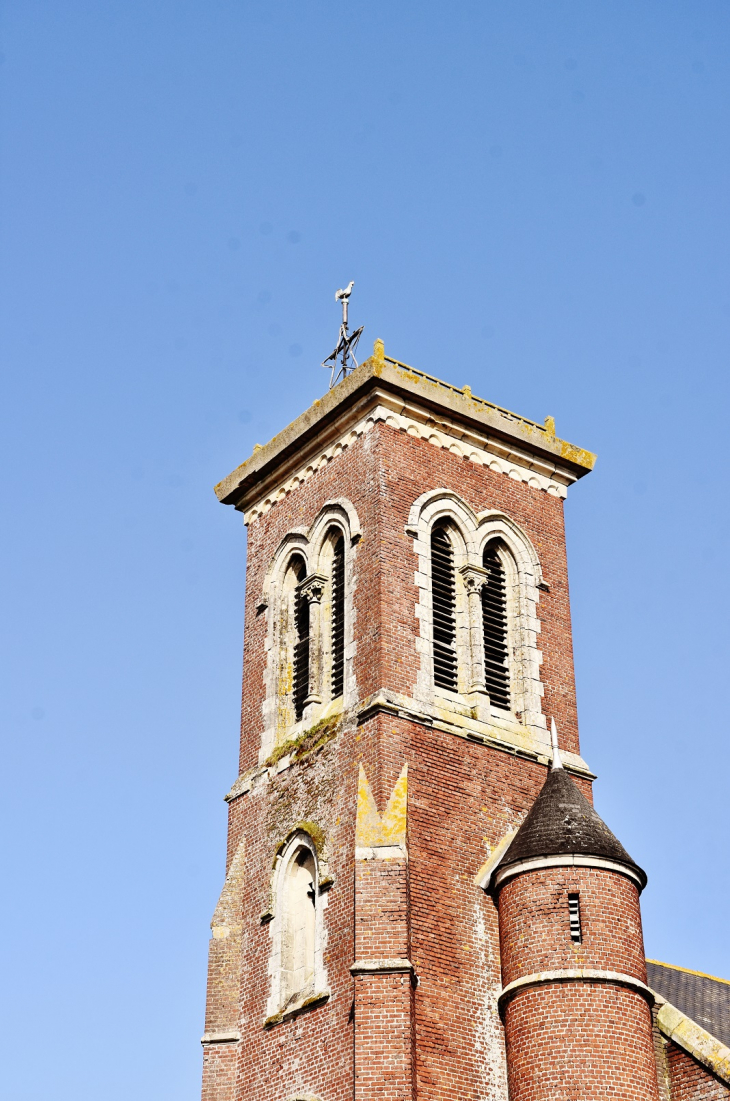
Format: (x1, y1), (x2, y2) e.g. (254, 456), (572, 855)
(492, 733), (660, 1101)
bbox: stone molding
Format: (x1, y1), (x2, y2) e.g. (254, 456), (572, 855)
(350, 958), (414, 975)
(499, 968), (656, 1009)
(200, 1029), (241, 1045)
(492, 853), (645, 892)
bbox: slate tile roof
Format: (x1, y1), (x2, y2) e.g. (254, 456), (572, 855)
(496, 767), (646, 888)
(648, 960), (730, 1049)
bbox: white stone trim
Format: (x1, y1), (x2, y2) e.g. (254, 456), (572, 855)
(244, 400), (574, 526)
(259, 501), (359, 761)
(200, 1030), (241, 1045)
(350, 958), (414, 975)
(355, 845), (407, 862)
(407, 488), (547, 743)
(265, 831), (330, 1023)
(499, 968), (655, 1008)
(492, 853), (645, 892)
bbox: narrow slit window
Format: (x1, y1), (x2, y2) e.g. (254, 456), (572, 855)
(568, 893), (582, 943)
(292, 560), (310, 721)
(481, 542), (511, 710)
(331, 535), (345, 699)
(431, 525), (457, 690)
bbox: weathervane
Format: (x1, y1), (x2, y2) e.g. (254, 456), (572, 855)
(321, 281), (364, 388)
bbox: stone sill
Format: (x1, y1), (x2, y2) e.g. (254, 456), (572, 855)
(263, 990), (330, 1029)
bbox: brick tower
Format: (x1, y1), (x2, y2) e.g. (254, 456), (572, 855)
(201, 340), (660, 1101)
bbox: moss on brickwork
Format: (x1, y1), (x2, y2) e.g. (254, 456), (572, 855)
(263, 712), (341, 772)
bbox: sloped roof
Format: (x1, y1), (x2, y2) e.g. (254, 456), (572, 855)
(496, 767), (646, 888)
(648, 960), (730, 1050)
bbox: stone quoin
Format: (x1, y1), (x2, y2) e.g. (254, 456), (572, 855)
(201, 342), (730, 1101)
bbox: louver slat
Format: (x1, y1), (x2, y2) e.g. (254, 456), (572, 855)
(568, 893), (582, 942)
(431, 526), (457, 690)
(292, 559), (309, 721)
(331, 536), (345, 699)
(481, 543), (511, 710)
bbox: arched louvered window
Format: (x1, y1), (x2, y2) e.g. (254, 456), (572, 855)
(481, 541), (511, 709)
(291, 556), (309, 722)
(431, 524), (457, 690)
(330, 535), (345, 699)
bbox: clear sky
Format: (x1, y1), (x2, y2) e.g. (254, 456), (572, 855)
(2, 3), (729, 1098)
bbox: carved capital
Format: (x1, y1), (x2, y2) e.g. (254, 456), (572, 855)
(459, 563), (489, 594)
(299, 572), (328, 604)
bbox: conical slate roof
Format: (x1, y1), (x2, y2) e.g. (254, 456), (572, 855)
(496, 767), (646, 889)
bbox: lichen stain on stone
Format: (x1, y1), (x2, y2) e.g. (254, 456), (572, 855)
(356, 763), (408, 848)
(264, 713), (341, 772)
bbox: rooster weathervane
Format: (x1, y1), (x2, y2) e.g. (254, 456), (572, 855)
(321, 281), (364, 388)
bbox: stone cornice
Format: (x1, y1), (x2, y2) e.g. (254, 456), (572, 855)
(214, 351), (595, 520)
(356, 688), (594, 778)
(492, 853), (645, 892)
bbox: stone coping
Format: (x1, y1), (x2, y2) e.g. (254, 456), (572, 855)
(654, 991), (730, 1085)
(214, 347), (595, 510)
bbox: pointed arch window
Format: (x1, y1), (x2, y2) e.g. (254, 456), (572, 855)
(481, 540), (511, 710)
(330, 534), (345, 699)
(431, 524), (458, 690)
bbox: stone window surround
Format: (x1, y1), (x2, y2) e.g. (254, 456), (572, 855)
(265, 830), (330, 1024)
(406, 488), (547, 744)
(259, 499), (360, 764)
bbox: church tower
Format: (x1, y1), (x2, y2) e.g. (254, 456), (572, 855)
(201, 340), (659, 1101)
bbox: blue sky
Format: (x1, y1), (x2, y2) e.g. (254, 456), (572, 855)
(1, 3), (729, 1098)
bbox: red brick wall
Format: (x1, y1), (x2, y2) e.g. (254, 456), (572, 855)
(666, 1043), (730, 1100)
(355, 858), (409, 962)
(503, 983), (659, 1101)
(354, 972), (415, 1101)
(201, 1046), (237, 1101)
(498, 866), (647, 983)
(353, 852), (414, 1101)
